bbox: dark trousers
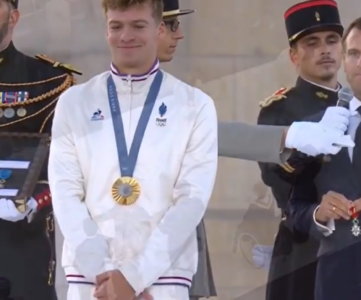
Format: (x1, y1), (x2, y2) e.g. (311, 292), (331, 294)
(315, 241), (361, 300)
(266, 220), (318, 300)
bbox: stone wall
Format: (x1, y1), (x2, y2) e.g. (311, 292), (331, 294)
(14, 0), (357, 299)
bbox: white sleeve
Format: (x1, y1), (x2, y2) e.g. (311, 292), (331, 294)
(313, 205), (335, 237)
(48, 90), (115, 282)
(119, 93), (218, 294)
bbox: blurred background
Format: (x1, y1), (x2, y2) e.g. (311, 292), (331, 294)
(13, 0), (359, 299)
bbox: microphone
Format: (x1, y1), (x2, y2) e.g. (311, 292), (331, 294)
(337, 86), (353, 109)
(322, 87), (354, 158)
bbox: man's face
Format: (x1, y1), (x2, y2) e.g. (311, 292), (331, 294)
(0, 1), (10, 45)
(290, 31), (342, 82)
(106, 3), (161, 69)
(157, 17), (184, 62)
(343, 28), (361, 97)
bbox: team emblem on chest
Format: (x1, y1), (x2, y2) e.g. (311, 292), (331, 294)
(156, 102), (167, 127)
(0, 91), (29, 119)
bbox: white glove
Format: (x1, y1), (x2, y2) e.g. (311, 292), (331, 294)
(0, 198), (38, 222)
(286, 122), (354, 156)
(318, 106), (351, 135)
(252, 244), (273, 270)
(286, 107), (355, 156)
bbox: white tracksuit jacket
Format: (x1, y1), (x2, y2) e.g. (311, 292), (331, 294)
(48, 64), (218, 297)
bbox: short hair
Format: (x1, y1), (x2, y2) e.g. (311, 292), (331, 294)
(342, 17), (361, 50)
(101, 0), (163, 22)
(1, 0), (12, 10)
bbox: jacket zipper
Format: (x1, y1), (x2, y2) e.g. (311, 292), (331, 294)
(46, 212), (55, 285)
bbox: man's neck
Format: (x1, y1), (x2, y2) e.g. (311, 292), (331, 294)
(113, 58), (157, 75)
(301, 75), (339, 91)
(0, 36), (12, 52)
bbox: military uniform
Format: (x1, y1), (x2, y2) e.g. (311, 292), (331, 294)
(0, 6), (80, 298)
(162, 1), (216, 299)
(257, 2), (343, 300)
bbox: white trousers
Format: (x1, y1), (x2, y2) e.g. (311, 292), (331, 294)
(67, 284), (189, 300)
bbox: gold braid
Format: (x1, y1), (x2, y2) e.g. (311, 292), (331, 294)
(0, 74), (72, 107)
(0, 73), (66, 87)
(39, 107), (56, 133)
(0, 74), (73, 129)
(0, 96), (59, 128)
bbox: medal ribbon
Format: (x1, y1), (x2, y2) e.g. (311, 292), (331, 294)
(107, 71), (163, 177)
(351, 206), (359, 219)
(350, 206), (360, 236)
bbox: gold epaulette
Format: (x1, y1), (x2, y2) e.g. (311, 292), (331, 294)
(35, 54), (82, 75)
(259, 87), (293, 108)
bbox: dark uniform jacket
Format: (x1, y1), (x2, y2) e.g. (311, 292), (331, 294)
(257, 77), (339, 300)
(289, 107), (361, 300)
(0, 42), (80, 300)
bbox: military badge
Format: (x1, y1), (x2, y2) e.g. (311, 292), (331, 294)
(316, 91), (328, 99)
(260, 87), (292, 108)
(315, 11), (320, 21)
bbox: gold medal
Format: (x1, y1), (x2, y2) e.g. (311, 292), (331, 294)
(17, 107), (27, 117)
(111, 176), (140, 205)
(0, 108), (3, 118)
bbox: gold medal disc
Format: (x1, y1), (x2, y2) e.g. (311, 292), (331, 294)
(112, 176), (140, 205)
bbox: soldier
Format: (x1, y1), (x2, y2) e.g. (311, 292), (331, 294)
(0, 0), (80, 299)
(157, 1), (216, 300)
(256, 1), (343, 300)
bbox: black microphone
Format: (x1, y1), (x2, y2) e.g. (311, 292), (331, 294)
(322, 86), (354, 157)
(337, 86), (353, 109)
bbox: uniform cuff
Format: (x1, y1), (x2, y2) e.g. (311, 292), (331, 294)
(313, 205), (335, 236)
(33, 188), (51, 211)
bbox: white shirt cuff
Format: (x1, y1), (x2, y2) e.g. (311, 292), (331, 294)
(313, 205), (335, 236)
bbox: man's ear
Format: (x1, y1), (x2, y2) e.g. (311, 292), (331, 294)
(158, 21), (166, 36)
(8, 9), (20, 29)
(289, 45), (298, 66)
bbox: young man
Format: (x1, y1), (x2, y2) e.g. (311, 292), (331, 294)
(48, 1), (218, 300)
(0, 0), (79, 299)
(289, 17), (361, 300)
(157, 2), (216, 300)
(157, 0), (187, 63)
(256, 1), (344, 300)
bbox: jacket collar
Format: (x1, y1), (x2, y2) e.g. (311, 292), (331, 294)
(0, 42), (17, 66)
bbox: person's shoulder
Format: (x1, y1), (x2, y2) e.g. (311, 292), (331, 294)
(22, 54), (82, 80)
(259, 87), (296, 109)
(258, 86), (297, 124)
